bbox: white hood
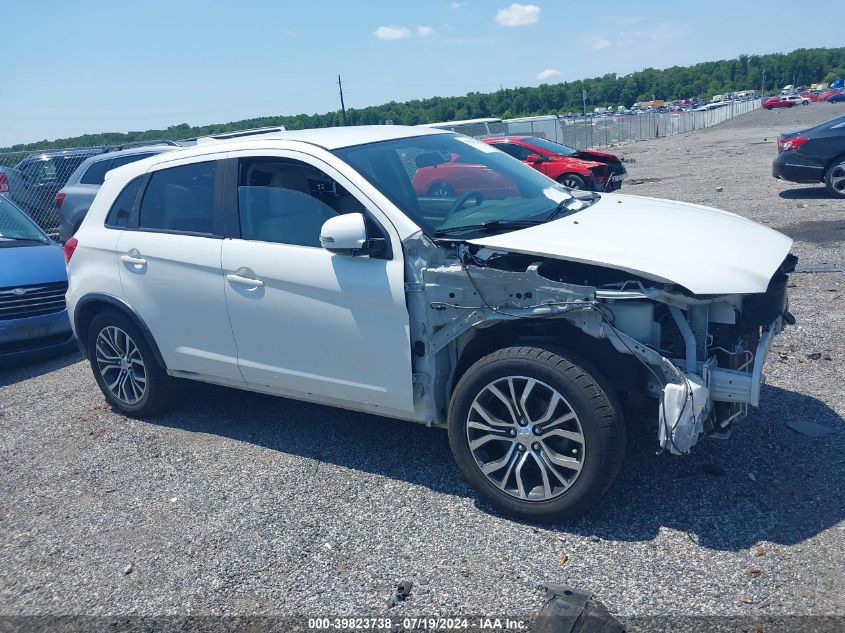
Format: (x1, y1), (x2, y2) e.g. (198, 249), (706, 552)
(469, 193), (793, 295)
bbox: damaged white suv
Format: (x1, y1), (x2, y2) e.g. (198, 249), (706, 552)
(66, 126), (795, 520)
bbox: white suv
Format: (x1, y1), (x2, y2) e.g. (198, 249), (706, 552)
(65, 126), (795, 520)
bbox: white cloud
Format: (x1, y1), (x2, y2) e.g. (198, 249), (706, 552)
(417, 25), (435, 37)
(591, 38), (611, 49)
(536, 68), (562, 82)
(449, 1), (466, 8)
(495, 3), (540, 27)
(374, 25), (412, 40)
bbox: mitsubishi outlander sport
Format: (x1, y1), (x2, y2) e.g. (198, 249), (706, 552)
(65, 126), (796, 521)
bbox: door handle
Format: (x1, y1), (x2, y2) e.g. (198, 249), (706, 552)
(120, 249), (147, 267)
(226, 272), (264, 288)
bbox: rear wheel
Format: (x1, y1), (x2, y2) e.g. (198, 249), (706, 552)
(448, 347), (625, 521)
(87, 310), (173, 416)
(825, 158), (845, 198)
(765, 105), (773, 110)
(557, 173), (588, 190)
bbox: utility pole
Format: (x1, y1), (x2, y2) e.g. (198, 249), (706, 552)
(761, 69), (767, 95)
(582, 88), (587, 116)
(337, 74), (348, 126)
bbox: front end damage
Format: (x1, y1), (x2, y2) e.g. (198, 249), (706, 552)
(403, 232), (796, 455)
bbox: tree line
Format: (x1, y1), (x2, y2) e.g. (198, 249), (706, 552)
(5, 47), (844, 152)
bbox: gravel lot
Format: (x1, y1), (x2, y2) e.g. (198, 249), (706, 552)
(1, 104), (844, 623)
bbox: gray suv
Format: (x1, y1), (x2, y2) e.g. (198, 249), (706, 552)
(56, 143), (178, 241)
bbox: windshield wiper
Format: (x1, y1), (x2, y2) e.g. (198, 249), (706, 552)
(546, 191), (601, 221)
(433, 219), (544, 238)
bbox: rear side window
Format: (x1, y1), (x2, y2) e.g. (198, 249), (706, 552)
(110, 152), (155, 170)
(80, 159), (112, 185)
(105, 177), (143, 228)
(138, 161), (216, 234)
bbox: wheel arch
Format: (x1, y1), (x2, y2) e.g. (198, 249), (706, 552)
(452, 319), (646, 397)
(74, 294), (167, 369)
(824, 152), (845, 175)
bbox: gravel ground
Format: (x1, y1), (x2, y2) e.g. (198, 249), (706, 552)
(1, 104), (844, 622)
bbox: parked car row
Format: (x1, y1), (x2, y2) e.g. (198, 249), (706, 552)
(0, 141), (180, 238)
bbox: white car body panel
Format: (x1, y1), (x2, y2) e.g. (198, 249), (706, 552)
(468, 193), (793, 295)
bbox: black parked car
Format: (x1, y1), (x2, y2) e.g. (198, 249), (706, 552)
(772, 113), (845, 198)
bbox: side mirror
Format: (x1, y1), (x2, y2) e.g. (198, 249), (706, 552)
(320, 213), (368, 255)
(526, 153), (544, 163)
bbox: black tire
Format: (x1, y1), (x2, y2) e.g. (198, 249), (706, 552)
(825, 157), (845, 198)
(765, 106), (773, 110)
(87, 310), (173, 417)
(448, 346), (625, 521)
(427, 182), (455, 198)
(557, 173), (588, 190)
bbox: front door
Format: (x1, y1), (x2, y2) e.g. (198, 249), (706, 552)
(220, 152), (414, 414)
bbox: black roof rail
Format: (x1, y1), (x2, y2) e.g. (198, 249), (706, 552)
(180, 126), (287, 143)
(105, 140), (180, 152)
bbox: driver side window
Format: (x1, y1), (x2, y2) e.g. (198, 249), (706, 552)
(491, 143), (534, 161)
(237, 158), (366, 248)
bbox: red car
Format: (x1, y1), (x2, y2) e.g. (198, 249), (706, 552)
(411, 135), (627, 200)
(763, 96), (795, 109)
(482, 136), (626, 191)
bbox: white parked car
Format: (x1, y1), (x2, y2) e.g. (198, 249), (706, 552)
(65, 126), (795, 521)
(784, 95), (810, 106)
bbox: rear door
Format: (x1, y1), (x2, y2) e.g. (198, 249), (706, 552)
(219, 150), (414, 414)
(116, 154), (242, 382)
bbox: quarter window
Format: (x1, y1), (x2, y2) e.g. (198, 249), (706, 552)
(138, 161), (216, 234)
(105, 177), (143, 228)
(237, 158), (364, 247)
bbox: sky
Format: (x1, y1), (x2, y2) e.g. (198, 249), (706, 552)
(1, 0), (841, 147)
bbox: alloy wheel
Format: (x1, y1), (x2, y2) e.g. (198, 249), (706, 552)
(95, 326), (147, 405)
(559, 177), (584, 189)
(830, 162), (845, 195)
(466, 376), (585, 501)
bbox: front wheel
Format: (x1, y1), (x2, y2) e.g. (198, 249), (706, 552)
(448, 347), (625, 521)
(87, 310), (173, 416)
(557, 173), (588, 190)
(825, 158), (845, 198)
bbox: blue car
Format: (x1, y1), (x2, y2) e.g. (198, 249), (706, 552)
(827, 93), (845, 103)
(0, 195), (75, 363)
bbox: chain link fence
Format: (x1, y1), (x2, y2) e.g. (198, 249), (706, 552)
(432, 98), (763, 148)
(0, 146), (108, 237)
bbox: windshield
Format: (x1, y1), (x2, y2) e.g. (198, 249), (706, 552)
(522, 136), (577, 156)
(334, 134), (575, 236)
(0, 196), (50, 243)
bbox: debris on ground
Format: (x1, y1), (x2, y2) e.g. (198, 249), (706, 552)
(387, 579), (413, 607)
(559, 554), (570, 566)
(716, 186), (724, 192)
(748, 472), (758, 482)
(534, 585), (624, 633)
(739, 594), (754, 605)
(748, 564), (762, 576)
(786, 419), (835, 438)
(123, 564), (133, 576)
(753, 545), (766, 557)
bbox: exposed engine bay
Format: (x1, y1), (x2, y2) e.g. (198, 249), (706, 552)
(403, 231), (797, 455)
